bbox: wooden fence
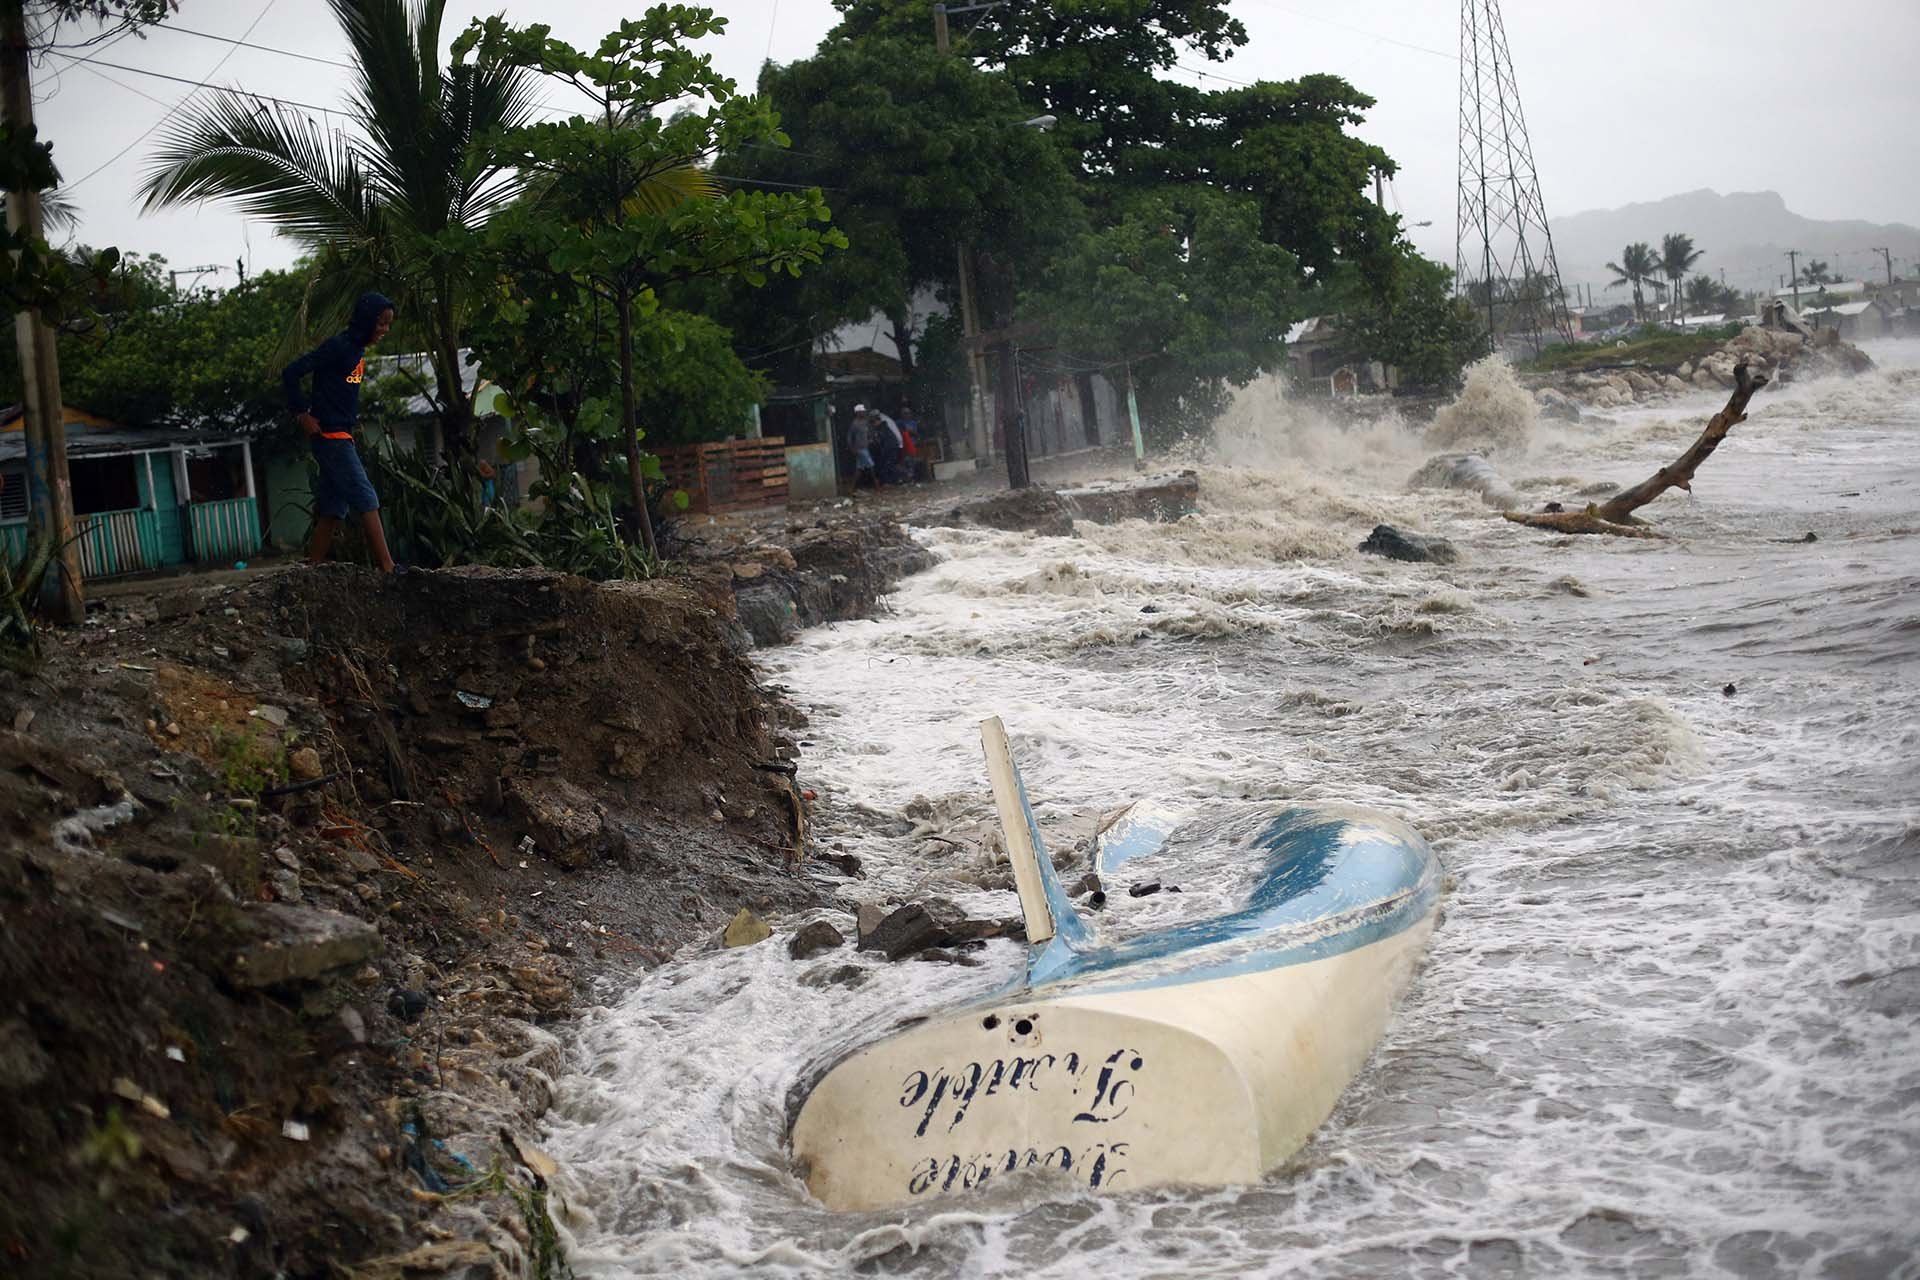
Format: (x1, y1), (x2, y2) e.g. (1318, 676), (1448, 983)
(654, 439), (789, 515)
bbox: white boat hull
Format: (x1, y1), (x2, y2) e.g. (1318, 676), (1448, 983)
(792, 913), (1436, 1211)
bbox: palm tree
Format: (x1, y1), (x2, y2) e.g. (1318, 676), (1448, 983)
(1799, 259), (1834, 286)
(1658, 233), (1704, 326)
(138, 0), (537, 455)
(1605, 241), (1661, 323)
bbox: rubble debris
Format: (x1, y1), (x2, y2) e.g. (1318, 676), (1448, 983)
(855, 898), (1023, 961)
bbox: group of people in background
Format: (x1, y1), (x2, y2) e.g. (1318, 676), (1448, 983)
(846, 402), (920, 489)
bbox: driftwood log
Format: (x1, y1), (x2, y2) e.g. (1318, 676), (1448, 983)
(1505, 360), (1769, 537)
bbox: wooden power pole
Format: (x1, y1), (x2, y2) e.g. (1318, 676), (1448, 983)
(2, 1), (84, 622)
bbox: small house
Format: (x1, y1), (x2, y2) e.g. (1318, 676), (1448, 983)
(0, 406), (263, 578)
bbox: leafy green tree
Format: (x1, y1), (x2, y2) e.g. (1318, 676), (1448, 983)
(831, 0), (1246, 176)
(1606, 242), (1662, 322)
(455, 7), (843, 555)
(1338, 251), (1483, 388)
(1025, 186), (1299, 439)
(139, 0), (539, 455)
(1658, 233), (1703, 325)
(55, 271), (310, 432)
(1126, 75), (1399, 286)
(716, 36), (1082, 379)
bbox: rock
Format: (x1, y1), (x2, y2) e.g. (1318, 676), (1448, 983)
(1407, 453), (1519, 510)
(335, 1005), (367, 1045)
(730, 561), (766, 581)
(0, 1018), (52, 1089)
(267, 868), (302, 903)
(388, 988), (429, 1023)
(857, 900), (963, 959)
(788, 920), (845, 960)
(1662, 375), (1689, 394)
(1358, 524), (1459, 565)
(227, 905), (381, 989)
(799, 963), (869, 990)
(817, 851), (863, 877)
(856, 898), (1021, 960)
(1535, 388), (1581, 422)
(253, 705), (290, 728)
(722, 907), (772, 948)
(1691, 367), (1716, 389)
(1624, 370), (1656, 396)
(1676, 361), (1693, 379)
(855, 901), (887, 940)
(505, 776), (605, 870)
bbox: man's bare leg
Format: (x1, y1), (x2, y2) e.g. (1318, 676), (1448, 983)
(361, 510), (397, 573)
(307, 516), (341, 564)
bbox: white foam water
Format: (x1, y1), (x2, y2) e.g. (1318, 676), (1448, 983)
(543, 347), (1920, 1278)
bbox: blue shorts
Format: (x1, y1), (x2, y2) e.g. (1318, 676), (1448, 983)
(854, 448), (875, 470)
(312, 436), (380, 518)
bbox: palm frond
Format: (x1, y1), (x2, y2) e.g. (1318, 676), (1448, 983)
(139, 94), (381, 251)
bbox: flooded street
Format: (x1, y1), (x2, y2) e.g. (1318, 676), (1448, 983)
(544, 350), (1920, 1278)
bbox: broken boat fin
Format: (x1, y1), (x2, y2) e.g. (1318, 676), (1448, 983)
(980, 716), (1085, 950)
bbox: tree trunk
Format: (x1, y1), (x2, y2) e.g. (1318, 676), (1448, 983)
(2, 2), (83, 624)
(431, 315), (473, 461)
(1505, 361), (1770, 537)
(888, 308), (915, 380)
(615, 285), (658, 559)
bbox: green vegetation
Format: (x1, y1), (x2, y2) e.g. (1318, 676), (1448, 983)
(1522, 323), (1744, 374)
(1606, 242), (1664, 323)
(1336, 252), (1484, 390)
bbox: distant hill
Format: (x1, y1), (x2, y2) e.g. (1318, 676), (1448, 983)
(1547, 189), (1920, 299)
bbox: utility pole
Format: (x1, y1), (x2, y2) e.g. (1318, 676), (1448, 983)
(1785, 250), (1800, 308)
(2, 0), (83, 622)
(1871, 246), (1893, 288)
(934, 2), (992, 460)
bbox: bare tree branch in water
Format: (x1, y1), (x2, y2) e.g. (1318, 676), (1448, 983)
(1505, 361), (1769, 537)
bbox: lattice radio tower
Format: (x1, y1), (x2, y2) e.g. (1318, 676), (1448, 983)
(1456, 0), (1574, 352)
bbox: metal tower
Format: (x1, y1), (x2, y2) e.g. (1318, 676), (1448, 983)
(1455, 0), (1574, 352)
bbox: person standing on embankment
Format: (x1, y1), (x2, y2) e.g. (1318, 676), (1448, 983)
(282, 291), (399, 572)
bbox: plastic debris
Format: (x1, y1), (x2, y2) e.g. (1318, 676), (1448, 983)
(455, 690), (493, 709)
(281, 1119), (311, 1141)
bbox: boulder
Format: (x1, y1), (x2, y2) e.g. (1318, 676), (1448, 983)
(856, 898), (1022, 960)
(505, 776), (605, 870)
(1662, 375), (1689, 394)
(722, 908), (772, 948)
(788, 919), (845, 960)
(1676, 361), (1693, 379)
(1359, 524), (1458, 565)
(1406, 453), (1519, 510)
(1535, 388), (1581, 422)
(1691, 367), (1716, 389)
(226, 905), (381, 989)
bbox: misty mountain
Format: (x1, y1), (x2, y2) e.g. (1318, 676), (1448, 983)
(1547, 189), (1920, 299)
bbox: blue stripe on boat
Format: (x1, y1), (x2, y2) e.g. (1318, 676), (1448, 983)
(1025, 805), (1441, 992)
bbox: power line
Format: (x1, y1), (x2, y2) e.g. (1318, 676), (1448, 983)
(47, 48), (335, 117)
(1245, 0), (1459, 61)
(148, 22), (353, 70)
(58, 0), (283, 191)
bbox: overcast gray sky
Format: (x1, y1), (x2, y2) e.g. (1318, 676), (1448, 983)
(34, 0), (1920, 289)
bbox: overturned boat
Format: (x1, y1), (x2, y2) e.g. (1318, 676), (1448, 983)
(790, 718), (1443, 1211)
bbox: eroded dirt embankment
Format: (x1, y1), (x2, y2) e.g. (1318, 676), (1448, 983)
(0, 524), (931, 1278)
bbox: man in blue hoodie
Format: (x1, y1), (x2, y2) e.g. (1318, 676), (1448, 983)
(282, 291), (398, 571)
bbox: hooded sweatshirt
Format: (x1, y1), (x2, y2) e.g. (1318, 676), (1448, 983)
(282, 291), (394, 431)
